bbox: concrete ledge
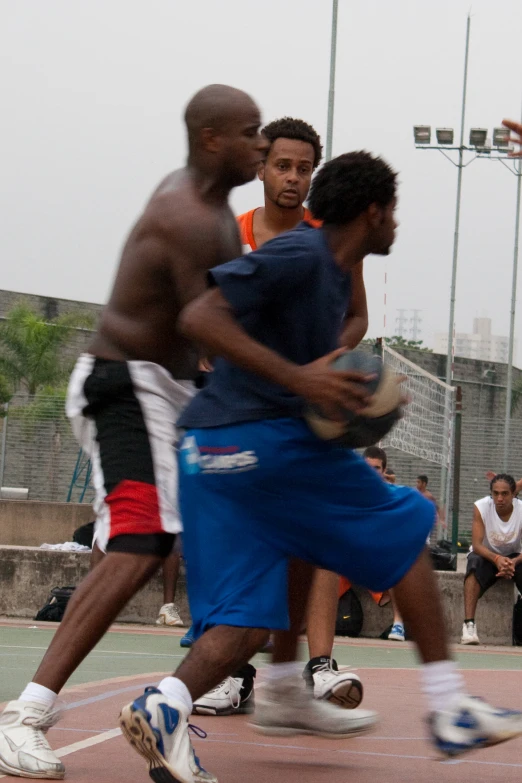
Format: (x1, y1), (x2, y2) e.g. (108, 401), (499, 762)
(0, 546), (515, 644)
(0, 501), (93, 547)
(353, 571), (515, 646)
(0, 546), (190, 626)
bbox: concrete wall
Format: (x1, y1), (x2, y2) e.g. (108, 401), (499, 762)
(360, 345), (522, 541)
(0, 501), (93, 547)
(0, 289), (103, 322)
(353, 572), (515, 646)
(0, 546), (515, 644)
(0, 546), (191, 626)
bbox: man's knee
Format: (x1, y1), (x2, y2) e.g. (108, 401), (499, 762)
(202, 626), (269, 665)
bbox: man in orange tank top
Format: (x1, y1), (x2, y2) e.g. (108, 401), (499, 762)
(192, 117), (370, 717)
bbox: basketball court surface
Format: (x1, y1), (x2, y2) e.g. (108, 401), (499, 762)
(1, 619), (521, 783)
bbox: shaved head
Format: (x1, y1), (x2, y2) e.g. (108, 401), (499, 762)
(182, 84), (264, 187)
(184, 84), (258, 143)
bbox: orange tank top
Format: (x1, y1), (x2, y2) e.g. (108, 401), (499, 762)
(237, 207), (322, 251)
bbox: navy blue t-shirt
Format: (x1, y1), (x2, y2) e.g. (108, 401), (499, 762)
(178, 223), (352, 428)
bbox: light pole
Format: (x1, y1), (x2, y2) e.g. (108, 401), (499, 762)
(500, 129), (522, 470)
(414, 123), (520, 471)
(325, 0), (339, 162)
(412, 13), (522, 514)
(413, 14), (472, 388)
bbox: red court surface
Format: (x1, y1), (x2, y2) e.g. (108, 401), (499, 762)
(5, 667), (521, 783)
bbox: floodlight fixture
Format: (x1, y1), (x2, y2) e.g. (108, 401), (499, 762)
(469, 128), (488, 147)
(436, 128), (454, 145)
(493, 127), (510, 148)
(413, 125), (431, 144)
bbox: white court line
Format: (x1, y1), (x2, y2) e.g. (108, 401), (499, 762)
(201, 736), (522, 769)
(0, 644), (184, 658)
(55, 729), (122, 757)
(0, 726), (519, 777)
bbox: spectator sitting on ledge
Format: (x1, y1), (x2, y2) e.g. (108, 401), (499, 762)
(461, 473), (522, 646)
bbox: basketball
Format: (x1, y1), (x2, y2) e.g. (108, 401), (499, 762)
(305, 351), (403, 448)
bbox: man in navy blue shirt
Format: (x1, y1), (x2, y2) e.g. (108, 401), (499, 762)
(121, 152), (522, 777)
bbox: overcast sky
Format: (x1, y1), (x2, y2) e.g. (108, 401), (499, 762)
(2, 0), (522, 360)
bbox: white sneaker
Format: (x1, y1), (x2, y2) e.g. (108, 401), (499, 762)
(120, 686), (216, 783)
(156, 603), (184, 627)
(249, 674), (377, 738)
(388, 622), (406, 642)
(460, 621), (480, 645)
(0, 700), (65, 779)
(304, 659), (363, 709)
(193, 667), (255, 716)
(430, 694), (522, 756)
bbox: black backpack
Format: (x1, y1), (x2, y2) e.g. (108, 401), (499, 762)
(34, 586), (76, 622)
(513, 597), (522, 646)
(72, 521), (95, 548)
(430, 539), (457, 571)
(336, 588), (363, 637)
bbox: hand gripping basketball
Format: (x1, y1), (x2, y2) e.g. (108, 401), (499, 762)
(304, 350), (404, 448)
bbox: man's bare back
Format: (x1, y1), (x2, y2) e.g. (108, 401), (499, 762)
(88, 83), (266, 379)
(89, 169), (242, 379)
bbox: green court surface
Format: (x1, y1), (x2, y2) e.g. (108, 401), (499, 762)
(0, 624), (521, 704)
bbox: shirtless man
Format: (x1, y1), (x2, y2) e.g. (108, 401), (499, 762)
(416, 474), (438, 506)
(192, 116), (368, 717)
(0, 83), (267, 782)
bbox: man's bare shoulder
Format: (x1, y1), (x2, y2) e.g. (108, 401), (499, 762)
(144, 169), (221, 245)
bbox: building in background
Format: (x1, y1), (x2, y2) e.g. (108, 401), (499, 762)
(434, 317), (516, 365)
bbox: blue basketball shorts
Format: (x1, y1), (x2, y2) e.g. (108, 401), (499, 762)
(178, 417), (435, 638)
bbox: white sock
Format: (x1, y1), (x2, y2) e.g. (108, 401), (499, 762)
(158, 677), (193, 713)
(421, 660), (466, 713)
(265, 662), (303, 683)
(19, 682), (57, 709)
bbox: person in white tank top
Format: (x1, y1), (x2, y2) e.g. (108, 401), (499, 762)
(461, 474), (522, 645)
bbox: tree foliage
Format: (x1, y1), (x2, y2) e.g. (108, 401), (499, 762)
(361, 336), (432, 352)
(0, 302), (95, 398)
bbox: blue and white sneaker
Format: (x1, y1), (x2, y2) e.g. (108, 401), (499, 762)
(119, 687), (217, 783)
(388, 623), (405, 642)
(429, 695), (522, 757)
(180, 627), (195, 648)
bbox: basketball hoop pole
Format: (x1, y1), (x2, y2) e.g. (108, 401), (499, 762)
(325, 0), (339, 162)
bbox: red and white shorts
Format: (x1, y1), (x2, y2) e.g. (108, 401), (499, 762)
(66, 354), (194, 556)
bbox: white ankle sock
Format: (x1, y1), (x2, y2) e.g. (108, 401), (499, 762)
(421, 660), (466, 713)
(19, 682), (57, 709)
(265, 662), (303, 682)
(158, 677), (193, 713)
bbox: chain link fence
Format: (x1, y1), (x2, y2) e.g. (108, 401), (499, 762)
(0, 393), (81, 503)
(1, 389), (522, 549)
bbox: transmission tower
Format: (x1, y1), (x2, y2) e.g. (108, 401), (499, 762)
(395, 309), (408, 338)
(409, 310), (423, 341)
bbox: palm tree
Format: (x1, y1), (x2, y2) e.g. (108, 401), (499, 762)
(0, 302), (95, 397)
(0, 302), (95, 499)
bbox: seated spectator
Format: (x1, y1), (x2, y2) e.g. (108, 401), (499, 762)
(486, 470), (522, 496)
(462, 473), (522, 645)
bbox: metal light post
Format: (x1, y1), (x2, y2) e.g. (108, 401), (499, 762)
(413, 15), (472, 388)
(413, 14), (471, 521)
(325, 0), (339, 162)
(413, 14), (522, 520)
(501, 133), (522, 470)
